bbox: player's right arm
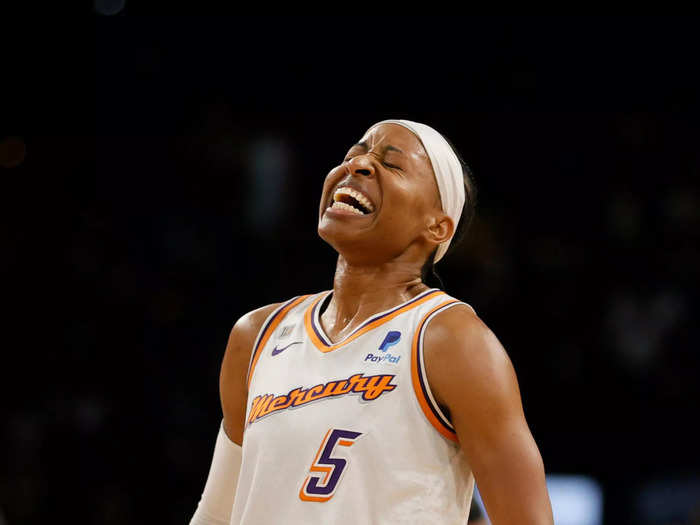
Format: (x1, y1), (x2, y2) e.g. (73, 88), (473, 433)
(190, 303), (281, 525)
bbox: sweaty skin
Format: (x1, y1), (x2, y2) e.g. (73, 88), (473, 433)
(219, 123), (554, 524)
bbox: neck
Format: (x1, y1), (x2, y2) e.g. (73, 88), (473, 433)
(319, 255), (432, 342)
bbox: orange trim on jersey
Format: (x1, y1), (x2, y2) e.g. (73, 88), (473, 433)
(304, 290), (446, 353)
(246, 295), (311, 390)
(309, 428), (333, 486)
(299, 428), (333, 502)
(411, 299), (461, 443)
(299, 477), (332, 502)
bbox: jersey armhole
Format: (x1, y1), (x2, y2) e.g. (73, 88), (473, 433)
(245, 294), (312, 390)
(410, 299), (474, 443)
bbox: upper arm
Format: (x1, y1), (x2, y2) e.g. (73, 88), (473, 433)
(219, 302), (281, 446)
(423, 306), (553, 525)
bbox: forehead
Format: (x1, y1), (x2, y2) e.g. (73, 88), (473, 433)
(360, 123), (440, 203)
(360, 123), (429, 163)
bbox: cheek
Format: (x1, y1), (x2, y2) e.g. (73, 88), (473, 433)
(318, 166), (346, 212)
(380, 181), (426, 229)
(319, 170), (334, 202)
(322, 166), (344, 192)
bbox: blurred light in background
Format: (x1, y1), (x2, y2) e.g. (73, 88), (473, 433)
(635, 476), (700, 524)
(546, 475), (603, 525)
(473, 474), (603, 525)
(245, 137), (290, 234)
(606, 290), (686, 373)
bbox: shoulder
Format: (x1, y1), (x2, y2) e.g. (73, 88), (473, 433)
(223, 292), (319, 368)
(423, 300), (511, 373)
(422, 300), (521, 417)
(224, 293), (309, 362)
(219, 297), (300, 443)
(229, 302), (284, 348)
(220, 302), (283, 390)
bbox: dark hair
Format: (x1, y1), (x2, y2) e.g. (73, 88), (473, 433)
(420, 136), (477, 289)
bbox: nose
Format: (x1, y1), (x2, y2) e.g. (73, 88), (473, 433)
(347, 155), (375, 177)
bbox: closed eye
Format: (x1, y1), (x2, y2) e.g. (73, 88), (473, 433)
(343, 152), (401, 170)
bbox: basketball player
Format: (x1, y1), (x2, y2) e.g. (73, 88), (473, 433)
(189, 120), (554, 524)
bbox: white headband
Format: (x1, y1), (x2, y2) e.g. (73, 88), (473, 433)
(371, 119), (465, 263)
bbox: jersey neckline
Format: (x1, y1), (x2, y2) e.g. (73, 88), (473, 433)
(303, 288), (445, 353)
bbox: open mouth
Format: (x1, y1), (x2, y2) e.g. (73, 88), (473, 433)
(330, 186), (375, 216)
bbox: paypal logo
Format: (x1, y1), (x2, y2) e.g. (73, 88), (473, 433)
(365, 331), (402, 364)
(378, 331), (401, 352)
(365, 352), (401, 364)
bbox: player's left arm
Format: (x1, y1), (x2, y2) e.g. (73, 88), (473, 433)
(424, 305), (554, 525)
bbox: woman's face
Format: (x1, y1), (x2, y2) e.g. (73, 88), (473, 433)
(318, 123), (449, 264)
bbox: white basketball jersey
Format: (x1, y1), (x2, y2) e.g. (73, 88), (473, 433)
(230, 288), (475, 524)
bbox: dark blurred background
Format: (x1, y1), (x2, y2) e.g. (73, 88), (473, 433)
(2, 14), (699, 525)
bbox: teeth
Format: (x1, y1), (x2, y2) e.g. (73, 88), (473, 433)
(331, 201), (364, 215)
(333, 187), (375, 212)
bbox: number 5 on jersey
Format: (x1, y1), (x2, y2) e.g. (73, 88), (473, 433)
(298, 428), (363, 502)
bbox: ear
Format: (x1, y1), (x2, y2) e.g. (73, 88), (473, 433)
(425, 212), (455, 247)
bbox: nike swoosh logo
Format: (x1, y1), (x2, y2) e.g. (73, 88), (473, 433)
(271, 341), (303, 356)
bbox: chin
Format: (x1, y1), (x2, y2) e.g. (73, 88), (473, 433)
(317, 220), (345, 252)
(317, 224), (389, 266)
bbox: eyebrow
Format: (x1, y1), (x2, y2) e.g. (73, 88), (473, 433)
(352, 141), (405, 155)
